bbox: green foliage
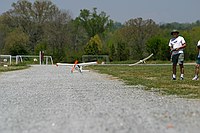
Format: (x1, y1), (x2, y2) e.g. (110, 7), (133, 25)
(4, 28), (29, 55)
(34, 40), (47, 54)
(108, 43), (116, 61)
(84, 34), (102, 55)
(76, 8), (114, 38)
(160, 21), (200, 30)
(160, 22), (192, 30)
(146, 36), (169, 60)
(64, 51), (83, 63)
(1, 0), (72, 61)
(120, 18), (159, 59)
(116, 41), (129, 61)
(0, 0), (200, 62)
(186, 26), (200, 60)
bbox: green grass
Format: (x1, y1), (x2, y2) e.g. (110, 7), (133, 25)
(0, 65), (29, 73)
(89, 65), (200, 99)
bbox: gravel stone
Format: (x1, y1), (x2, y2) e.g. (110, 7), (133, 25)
(0, 65), (200, 133)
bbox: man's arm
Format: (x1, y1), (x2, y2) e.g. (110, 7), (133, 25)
(176, 43), (186, 51)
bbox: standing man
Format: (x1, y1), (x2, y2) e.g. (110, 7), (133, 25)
(192, 40), (200, 80)
(169, 30), (187, 80)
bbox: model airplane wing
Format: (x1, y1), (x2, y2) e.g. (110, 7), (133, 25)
(56, 61), (97, 66)
(56, 63), (74, 66)
(77, 62), (98, 66)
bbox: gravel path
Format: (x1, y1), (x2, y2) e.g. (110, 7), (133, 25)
(0, 65), (200, 133)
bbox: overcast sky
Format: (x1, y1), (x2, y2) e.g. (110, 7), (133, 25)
(0, 0), (200, 24)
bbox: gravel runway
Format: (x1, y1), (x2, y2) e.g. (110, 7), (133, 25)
(0, 65), (200, 133)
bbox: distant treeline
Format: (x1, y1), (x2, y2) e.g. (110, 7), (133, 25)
(0, 0), (200, 62)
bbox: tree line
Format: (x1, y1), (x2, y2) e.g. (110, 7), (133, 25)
(0, 0), (200, 62)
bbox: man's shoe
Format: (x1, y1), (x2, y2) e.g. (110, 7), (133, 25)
(180, 77), (184, 80)
(172, 77), (176, 80)
(192, 77), (199, 80)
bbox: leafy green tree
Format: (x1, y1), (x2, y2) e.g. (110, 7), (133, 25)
(116, 41), (129, 61)
(107, 28), (130, 61)
(108, 43), (116, 61)
(63, 20), (89, 62)
(84, 34), (102, 55)
(160, 22), (192, 30)
(182, 29), (196, 60)
(0, 16), (8, 54)
(42, 10), (72, 62)
(117, 18), (159, 59)
(1, 0), (200, 62)
(76, 8), (113, 38)
(4, 28), (29, 55)
(1, 0), (72, 62)
(34, 40), (48, 55)
(146, 36), (169, 60)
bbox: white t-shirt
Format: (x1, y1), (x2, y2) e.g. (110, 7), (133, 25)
(197, 40), (200, 47)
(197, 40), (200, 58)
(169, 36), (186, 55)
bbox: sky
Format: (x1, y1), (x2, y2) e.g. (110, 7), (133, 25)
(0, 0), (200, 24)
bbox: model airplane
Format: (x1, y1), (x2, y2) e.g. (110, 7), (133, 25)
(56, 60), (97, 73)
(129, 53), (153, 66)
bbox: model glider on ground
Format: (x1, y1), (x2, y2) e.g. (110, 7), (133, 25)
(56, 60), (98, 73)
(129, 53), (154, 66)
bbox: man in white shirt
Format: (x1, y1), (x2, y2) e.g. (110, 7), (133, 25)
(192, 40), (200, 80)
(169, 30), (187, 80)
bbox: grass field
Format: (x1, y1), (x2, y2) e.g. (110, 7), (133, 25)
(90, 64), (200, 99)
(0, 65), (29, 73)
